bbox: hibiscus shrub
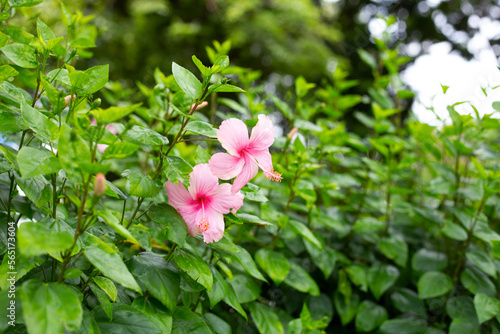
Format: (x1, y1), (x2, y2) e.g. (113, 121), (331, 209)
(2, 3), (500, 334)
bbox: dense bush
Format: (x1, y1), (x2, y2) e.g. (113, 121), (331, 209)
(1, 2), (500, 334)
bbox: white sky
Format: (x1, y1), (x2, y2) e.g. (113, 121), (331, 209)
(366, 6), (500, 126)
(403, 43), (500, 126)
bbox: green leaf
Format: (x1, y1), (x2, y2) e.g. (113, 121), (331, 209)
(90, 282), (113, 321)
(174, 248), (212, 291)
(105, 180), (129, 200)
(411, 249), (447, 272)
(20, 279), (83, 334)
(417, 271), (453, 299)
(83, 233), (141, 294)
(212, 55), (230, 73)
(1, 44), (37, 68)
(466, 247), (496, 278)
(131, 297), (173, 334)
(249, 303), (285, 334)
(346, 264), (367, 292)
(441, 220), (468, 241)
(172, 307), (212, 334)
(165, 156), (193, 184)
(448, 318), (480, 334)
(149, 203), (187, 247)
(17, 146), (60, 178)
(0, 31), (8, 48)
(284, 262), (320, 296)
(232, 246), (267, 282)
(204, 313), (231, 334)
(16, 175), (52, 207)
(473, 293), (500, 324)
(81, 65), (109, 95)
(172, 62), (202, 100)
(93, 276), (117, 302)
(185, 121), (218, 138)
(96, 210), (139, 245)
(21, 100), (59, 142)
(129, 252), (180, 312)
(391, 288), (426, 318)
(229, 274), (261, 304)
(192, 55), (211, 77)
(289, 220), (323, 249)
(123, 125), (169, 145)
(446, 296), (478, 323)
(461, 266), (497, 297)
(57, 125), (91, 181)
(377, 236), (408, 267)
(379, 318), (426, 334)
(355, 300), (388, 332)
(41, 78), (65, 113)
(223, 279), (248, 320)
(0, 110), (27, 135)
(334, 290), (359, 326)
(102, 142), (139, 159)
(91, 104), (141, 124)
(255, 249), (290, 285)
(304, 240), (338, 279)
(37, 18), (55, 43)
(358, 49), (377, 70)
(18, 222), (73, 257)
(9, 0), (43, 7)
(207, 267), (228, 308)
(94, 304), (163, 334)
(0, 65), (18, 82)
(368, 265), (399, 300)
(209, 83), (245, 93)
(122, 169), (161, 198)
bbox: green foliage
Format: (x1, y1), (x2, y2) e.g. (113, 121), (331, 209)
(1, 3), (500, 334)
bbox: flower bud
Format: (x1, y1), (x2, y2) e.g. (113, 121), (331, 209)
(91, 98), (101, 110)
(190, 101), (208, 111)
(94, 173), (107, 196)
(287, 127), (298, 140)
(64, 94), (76, 107)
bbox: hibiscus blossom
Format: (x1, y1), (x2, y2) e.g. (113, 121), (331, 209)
(165, 164), (244, 243)
(209, 114), (282, 194)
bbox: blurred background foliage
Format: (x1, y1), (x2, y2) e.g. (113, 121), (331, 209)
(24, 0), (500, 88)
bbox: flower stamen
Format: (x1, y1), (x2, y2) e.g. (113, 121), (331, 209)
(264, 168), (282, 182)
(199, 217), (209, 232)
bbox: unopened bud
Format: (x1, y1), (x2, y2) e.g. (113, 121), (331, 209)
(64, 94), (76, 107)
(91, 98), (101, 110)
(94, 173), (107, 196)
(190, 101), (208, 111)
(287, 127), (298, 140)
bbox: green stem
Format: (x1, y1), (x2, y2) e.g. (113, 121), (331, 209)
(58, 175), (92, 283)
(165, 243), (177, 262)
(126, 197), (145, 229)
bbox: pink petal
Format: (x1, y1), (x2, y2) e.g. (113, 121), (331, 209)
(165, 181), (199, 236)
(106, 124), (118, 135)
(97, 143), (108, 153)
(249, 114), (274, 149)
(217, 118), (249, 156)
(209, 153), (245, 180)
(188, 164), (219, 198)
(179, 206), (201, 237)
(210, 183), (244, 214)
(231, 154), (258, 194)
(201, 208), (225, 243)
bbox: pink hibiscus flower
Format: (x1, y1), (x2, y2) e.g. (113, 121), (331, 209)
(209, 114), (282, 194)
(165, 164), (244, 243)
